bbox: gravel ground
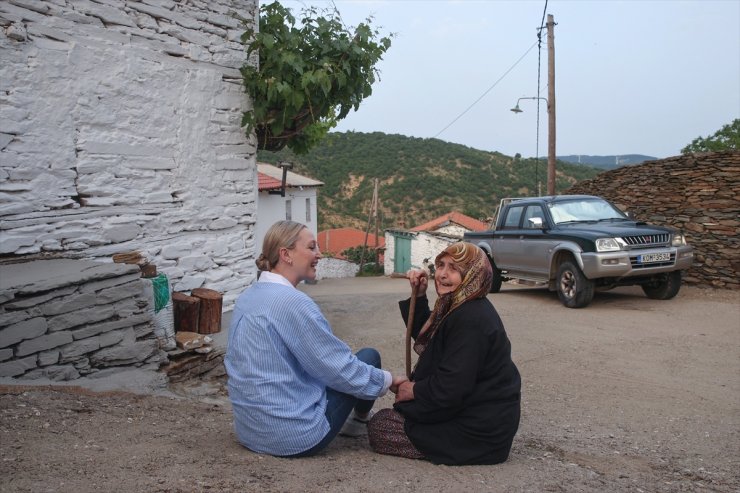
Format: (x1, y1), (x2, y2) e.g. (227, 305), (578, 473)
(1, 277), (738, 492)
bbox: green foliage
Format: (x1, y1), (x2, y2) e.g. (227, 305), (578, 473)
(259, 131), (604, 230)
(240, 2), (392, 154)
(342, 245), (380, 264)
(341, 246), (383, 276)
(681, 119), (740, 154)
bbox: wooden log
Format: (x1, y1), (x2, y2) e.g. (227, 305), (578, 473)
(192, 288), (223, 334)
(112, 251), (143, 265)
(172, 292), (200, 333)
(140, 263), (157, 278)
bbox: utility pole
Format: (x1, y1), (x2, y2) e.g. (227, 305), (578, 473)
(358, 178), (378, 274)
(546, 14), (557, 196)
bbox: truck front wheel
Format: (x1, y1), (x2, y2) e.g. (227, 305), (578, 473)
(641, 271), (682, 300)
(556, 261), (595, 308)
(488, 256), (502, 293)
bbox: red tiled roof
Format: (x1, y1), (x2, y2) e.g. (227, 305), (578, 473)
(258, 172), (284, 191)
(318, 227), (385, 259)
(411, 211), (489, 233)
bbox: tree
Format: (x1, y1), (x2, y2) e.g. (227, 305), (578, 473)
(681, 119), (740, 154)
(240, 2), (392, 154)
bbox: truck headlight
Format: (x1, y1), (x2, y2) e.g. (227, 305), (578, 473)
(596, 238), (621, 252)
(671, 233), (687, 246)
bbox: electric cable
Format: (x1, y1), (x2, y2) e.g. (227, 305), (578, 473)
(433, 40), (538, 138)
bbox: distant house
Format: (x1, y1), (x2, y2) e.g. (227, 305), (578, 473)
(384, 211), (489, 275)
(318, 227), (385, 260)
(255, 163), (323, 255)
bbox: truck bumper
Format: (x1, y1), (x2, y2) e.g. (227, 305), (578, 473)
(580, 246), (693, 279)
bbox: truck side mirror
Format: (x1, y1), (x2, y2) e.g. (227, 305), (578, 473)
(528, 217), (544, 229)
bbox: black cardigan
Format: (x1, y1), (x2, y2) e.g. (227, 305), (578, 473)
(395, 295), (521, 465)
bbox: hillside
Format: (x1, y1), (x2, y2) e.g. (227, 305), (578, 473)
(259, 132), (603, 230)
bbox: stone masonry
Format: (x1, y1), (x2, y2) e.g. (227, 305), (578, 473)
(0, 0), (260, 310)
(566, 151), (740, 289)
(0, 259), (167, 380)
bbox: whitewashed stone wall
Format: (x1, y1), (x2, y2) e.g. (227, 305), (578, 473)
(0, 0), (259, 309)
(316, 257), (359, 280)
(434, 224), (468, 237)
(384, 231), (456, 275)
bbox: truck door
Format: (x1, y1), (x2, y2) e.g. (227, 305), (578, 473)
(519, 204), (553, 276)
(493, 204), (524, 271)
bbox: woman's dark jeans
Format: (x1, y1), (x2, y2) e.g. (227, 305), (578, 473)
(286, 348), (380, 457)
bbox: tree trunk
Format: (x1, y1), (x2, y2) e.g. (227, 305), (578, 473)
(192, 288), (223, 334)
(172, 292), (200, 333)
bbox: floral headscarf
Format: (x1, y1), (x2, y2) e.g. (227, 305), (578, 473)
(413, 242), (493, 356)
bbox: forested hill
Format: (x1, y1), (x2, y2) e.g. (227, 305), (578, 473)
(258, 131), (603, 230)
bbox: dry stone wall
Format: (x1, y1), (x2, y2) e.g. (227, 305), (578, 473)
(566, 151), (740, 289)
(0, 259), (167, 380)
(0, 0), (259, 309)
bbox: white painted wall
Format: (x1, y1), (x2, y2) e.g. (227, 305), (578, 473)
(254, 188), (319, 256)
(0, 0), (259, 309)
(316, 257), (358, 279)
(434, 224), (469, 237)
(383, 231), (455, 275)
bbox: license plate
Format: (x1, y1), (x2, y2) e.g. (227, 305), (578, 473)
(638, 253), (670, 263)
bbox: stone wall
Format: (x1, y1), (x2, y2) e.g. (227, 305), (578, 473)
(566, 151), (740, 289)
(316, 257), (359, 280)
(0, 259), (167, 380)
(0, 0), (259, 309)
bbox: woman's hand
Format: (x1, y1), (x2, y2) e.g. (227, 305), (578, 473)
(406, 269), (428, 297)
(394, 380), (415, 403)
(390, 374), (409, 394)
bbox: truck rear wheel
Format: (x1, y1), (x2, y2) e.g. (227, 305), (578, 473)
(641, 271), (682, 300)
(488, 256), (502, 293)
(556, 261), (594, 308)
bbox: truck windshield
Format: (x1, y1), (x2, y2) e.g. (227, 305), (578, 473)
(548, 199), (627, 224)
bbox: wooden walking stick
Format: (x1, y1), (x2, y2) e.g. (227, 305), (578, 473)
(405, 283), (418, 379)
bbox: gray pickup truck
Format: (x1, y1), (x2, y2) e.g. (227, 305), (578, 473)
(463, 195), (694, 308)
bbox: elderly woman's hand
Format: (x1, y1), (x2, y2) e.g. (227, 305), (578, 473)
(406, 268), (428, 296)
(394, 380), (415, 403)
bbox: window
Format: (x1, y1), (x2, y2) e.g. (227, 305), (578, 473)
(305, 198), (311, 222)
(285, 200), (292, 220)
(523, 205), (545, 229)
(502, 206), (524, 229)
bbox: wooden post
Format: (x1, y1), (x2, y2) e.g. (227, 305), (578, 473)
(547, 14), (557, 196)
(172, 292), (200, 333)
(192, 288), (223, 334)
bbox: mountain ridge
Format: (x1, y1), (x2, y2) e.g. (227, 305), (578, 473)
(259, 131), (606, 230)
(556, 154), (657, 169)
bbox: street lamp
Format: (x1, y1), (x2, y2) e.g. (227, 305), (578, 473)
(510, 96), (556, 196)
(510, 96), (547, 114)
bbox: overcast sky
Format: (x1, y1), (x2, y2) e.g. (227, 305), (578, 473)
(279, 0), (740, 159)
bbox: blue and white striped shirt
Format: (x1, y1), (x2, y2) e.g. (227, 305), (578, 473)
(225, 273), (390, 456)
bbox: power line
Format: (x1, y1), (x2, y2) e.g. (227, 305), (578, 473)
(433, 40), (538, 139)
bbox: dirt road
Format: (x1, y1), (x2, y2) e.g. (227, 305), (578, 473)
(1, 278), (739, 492)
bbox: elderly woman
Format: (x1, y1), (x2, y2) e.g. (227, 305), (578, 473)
(225, 220), (406, 457)
(368, 242), (521, 465)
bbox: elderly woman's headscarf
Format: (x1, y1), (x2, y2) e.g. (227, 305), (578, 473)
(413, 242), (493, 357)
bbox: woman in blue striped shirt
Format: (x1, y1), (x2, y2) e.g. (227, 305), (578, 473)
(225, 220), (407, 457)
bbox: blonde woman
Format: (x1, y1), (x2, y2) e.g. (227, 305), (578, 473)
(225, 220), (406, 457)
